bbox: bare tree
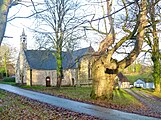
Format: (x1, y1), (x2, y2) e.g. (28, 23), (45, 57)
(33, 0), (86, 88)
(90, 0), (148, 100)
(0, 0), (23, 45)
(0, 0), (47, 45)
(0, 44), (16, 77)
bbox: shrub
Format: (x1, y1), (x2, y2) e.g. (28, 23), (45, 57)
(0, 67), (6, 79)
(0, 67), (5, 73)
(3, 77), (15, 82)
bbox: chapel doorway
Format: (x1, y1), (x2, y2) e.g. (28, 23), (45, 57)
(46, 76), (51, 87)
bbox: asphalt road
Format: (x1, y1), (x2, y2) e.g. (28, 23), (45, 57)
(0, 84), (160, 120)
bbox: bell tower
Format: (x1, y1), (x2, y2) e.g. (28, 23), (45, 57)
(19, 28), (27, 84)
(20, 28), (27, 51)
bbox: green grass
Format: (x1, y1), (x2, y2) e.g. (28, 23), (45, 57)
(21, 86), (92, 100)
(19, 85), (141, 106)
(112, 89), (141, 106)
(52, 87), (92, 100)
(135, 88), (161, 99)
(152, 92), (161, 98)
(0, 81), (16, 85)
(0, 82), (142, 108)
(20, 85), (46, 90)
(125, 73), (153, 84)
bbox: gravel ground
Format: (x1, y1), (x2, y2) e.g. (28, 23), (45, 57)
(125, 89), (161, 118)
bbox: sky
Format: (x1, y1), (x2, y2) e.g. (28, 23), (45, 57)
(3, 0), (99, 52)
(3, 1), (35, 51)
(2, 0), (161, 65)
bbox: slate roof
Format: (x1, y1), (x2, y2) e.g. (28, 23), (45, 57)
(117, 72), (129, 82)
(24, 47), (94, 70)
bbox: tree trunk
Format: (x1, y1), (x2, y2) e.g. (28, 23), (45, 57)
(90, 0), (147, 100)
(90, 57), (117, 100)
(150, 0), (161, 93)
(0, 0), (11, 45)
(56, 49), (63, 88)
(57, 76), (61, 88)
(4, 52), (8, 77)
(152, 52), (161, 92)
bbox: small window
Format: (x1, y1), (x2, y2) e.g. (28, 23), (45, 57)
(88, 61), (91, 79)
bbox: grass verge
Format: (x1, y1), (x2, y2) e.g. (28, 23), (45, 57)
(0, 81), (16, 85)
(0, 82), (144, 114)
(134, 88), (161, 99)
(19, 85), (142, 107)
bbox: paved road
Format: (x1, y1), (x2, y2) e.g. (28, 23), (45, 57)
(125, 89), (161, 115)
(0, 84), (160, 120)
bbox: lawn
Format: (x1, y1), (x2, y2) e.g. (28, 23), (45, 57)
(0, 81), (142, 107)
(20, 85), (142, 108)
(0, 81), (16, 85)
(112, 89), (141, 105)
(21, 85), (92, 100)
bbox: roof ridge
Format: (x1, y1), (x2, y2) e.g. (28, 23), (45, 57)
(26, 47), (91, 53)
(24, 47), (92, 70)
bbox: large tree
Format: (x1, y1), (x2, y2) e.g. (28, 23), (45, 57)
(0, 0), (11, 45)
(145, 0), (161, 92)
(90, 0), (148, 100)
(34, 0), (85, 88)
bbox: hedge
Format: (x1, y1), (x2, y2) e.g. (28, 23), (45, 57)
(3, 77), (15, 82)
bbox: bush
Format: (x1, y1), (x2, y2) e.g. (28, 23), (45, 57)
(3, 77), (15, 82)
(0, 67), (6, 79)
(0, 67), (5, 73)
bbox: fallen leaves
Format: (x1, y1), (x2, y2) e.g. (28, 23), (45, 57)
(24, 87), (161, 119)
(0, 90), (100, 120)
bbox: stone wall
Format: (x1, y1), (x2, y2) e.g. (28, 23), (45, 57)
(16, 53), (92, 86)
(62, 69), (77, 86)
(26, 69), (77, 86)
(121, 82), (130, 88)
(26, 69), (57, 86)
(15, 56), (20, 83)
(78, 56), (92, 85)
(15, 50), (28, 84)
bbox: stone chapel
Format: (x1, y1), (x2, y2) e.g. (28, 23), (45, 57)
(15, 29), (94, 86)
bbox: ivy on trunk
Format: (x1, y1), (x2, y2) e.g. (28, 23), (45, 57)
(90, 0), (147, 100)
